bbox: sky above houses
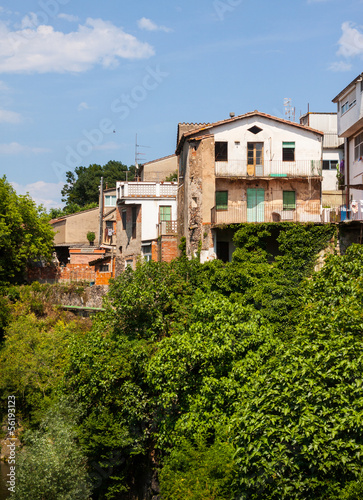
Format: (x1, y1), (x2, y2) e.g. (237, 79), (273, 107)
(0, 0), (362, 208)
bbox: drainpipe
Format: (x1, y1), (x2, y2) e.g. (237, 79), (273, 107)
(99, 177), (104, 246)
(346, 138), (350, 217)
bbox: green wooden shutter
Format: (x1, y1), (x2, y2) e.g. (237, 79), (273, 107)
(216, 191), (228, 210)
(283, 191), (296, 210)
(247, 188), (265, 222)
(159, 206), (171, 221)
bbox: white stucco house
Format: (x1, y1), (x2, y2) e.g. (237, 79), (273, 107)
(115, 181), (178, 272)
(300, 112), (344, 207)
(333, 71), (363, 219)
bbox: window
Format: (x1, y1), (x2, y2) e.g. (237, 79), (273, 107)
(283, 191), (296, 210)
(131, 207), (138, 238)
(121, 210), (127, 230)
(323, 160), (339, 170)
(106, 220), (114, 238)
(125, 259), (133, 269)
(215, 141), (228, 161)
(248, 125), (262, 135)
(354, 132), (363, 161)
(282, 142), (295, 162)
(159, 206), (171, 221)
(341, 91), (356, 115)
(216, 191), (228, 211)
(341, 101), (349, 114)
(99, 264), (109, 272)
(142, 244), (152, 262)
(105, 195), (116, 207)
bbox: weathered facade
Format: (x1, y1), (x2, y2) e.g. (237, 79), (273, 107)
(176, 111), (324, 262)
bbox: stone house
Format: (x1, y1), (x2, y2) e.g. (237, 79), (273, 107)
(176, 111), (324, 262)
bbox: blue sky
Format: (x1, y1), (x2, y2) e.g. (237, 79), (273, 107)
(0, 0), (362, 208)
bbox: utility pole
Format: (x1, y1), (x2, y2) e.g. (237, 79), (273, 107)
(99, 176), (104, 247)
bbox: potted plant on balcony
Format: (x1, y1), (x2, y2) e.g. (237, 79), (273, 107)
(87, 231), (96, 246)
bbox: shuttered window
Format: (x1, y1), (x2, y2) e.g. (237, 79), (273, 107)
(159, 206), (171, 221)
(216, 191), (228, 211)
(283, 191), (296, 210)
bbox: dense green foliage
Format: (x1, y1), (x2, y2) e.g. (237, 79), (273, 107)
(12, 400), (91, 500)
(61, 160), (135, 208)
(2, 223), (363, 499)
(0, 177), (54, 286)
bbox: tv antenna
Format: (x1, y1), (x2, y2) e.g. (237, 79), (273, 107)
(284, 98), (295, 122)
(135, 134), (151, 179)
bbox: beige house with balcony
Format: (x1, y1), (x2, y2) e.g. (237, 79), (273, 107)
(115, 181), (178, 272)
(176, 111), (324, 262)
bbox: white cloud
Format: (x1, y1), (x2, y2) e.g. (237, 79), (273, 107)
(11, 180), (63, 209)
(78, 101), (90, 111)
(92, 141), (121, 151)
(337, 21), (363, 58)
(137, 17), (172, 33)
(0, 109), (22, 123)
(0, 80), (9, 91)
(58, 13), (79, 23)
(0, 17), (154, 74)
(328, 61), (352, 72)
(0, 142), (50, 154)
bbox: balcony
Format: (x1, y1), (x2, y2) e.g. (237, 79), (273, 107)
(215, 160), (322, 178)
(158, 220), (177, 236)
(211, 202), (322, 225)
(117, 181), (177, 200)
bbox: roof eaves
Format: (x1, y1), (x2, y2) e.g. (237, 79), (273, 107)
(332, 72), (363, 103)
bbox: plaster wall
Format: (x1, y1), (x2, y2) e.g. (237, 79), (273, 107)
(212, 116), (323, 165)
(142, 155), (178, 181)
(348, 134), (363, 202)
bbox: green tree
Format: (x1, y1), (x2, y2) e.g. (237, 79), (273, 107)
(0, 177), (54, 286)
(11, 400), (91, 500)
(231, 245), (363, 499)
(61, 160), (135, 208)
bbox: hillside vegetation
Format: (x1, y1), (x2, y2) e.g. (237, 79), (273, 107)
(1, 223), (363, 499)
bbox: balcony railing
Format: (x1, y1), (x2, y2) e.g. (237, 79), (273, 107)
(158, 220), (178, 236)
(211, 202), (322, 225)
(322, 203), (363, 222)
(117, 181), (177, 199)
(215, 160), (322, 178)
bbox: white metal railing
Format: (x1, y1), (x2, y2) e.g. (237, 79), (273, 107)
(215, 160), (322, 177)
(117, 182), (177, 199)
(211, 202), (322, 225)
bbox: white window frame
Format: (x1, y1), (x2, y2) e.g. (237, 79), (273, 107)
(105, 195), (116, 207)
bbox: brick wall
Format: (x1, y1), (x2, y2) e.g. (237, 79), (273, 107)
(159, 235), (178, 262)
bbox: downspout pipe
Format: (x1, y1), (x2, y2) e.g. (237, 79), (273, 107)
(99, 177), (104, 246)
